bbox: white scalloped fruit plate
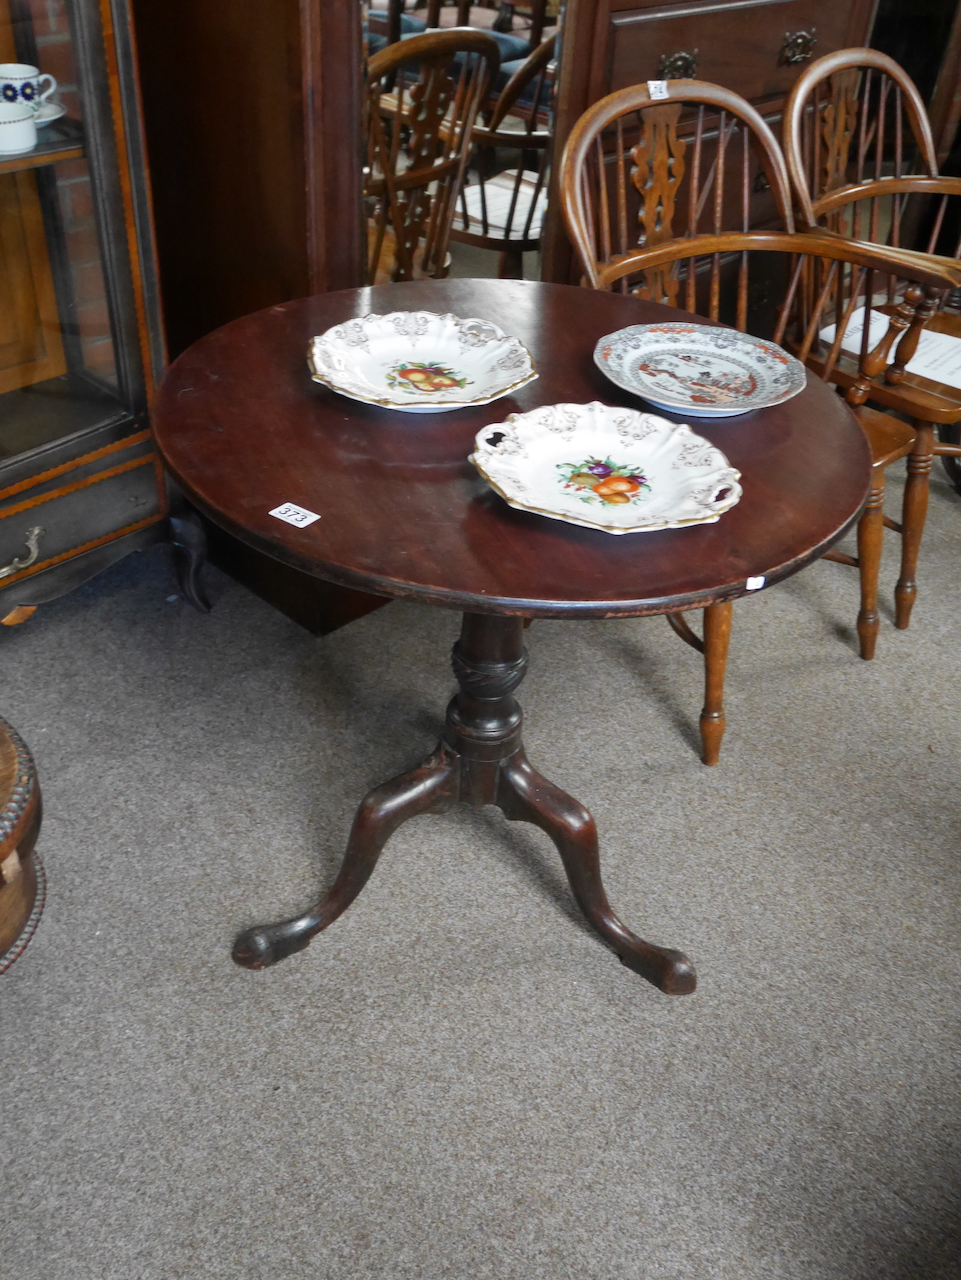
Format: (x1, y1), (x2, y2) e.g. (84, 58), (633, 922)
(470, 401), (742, 534)
(308, 310), (537, 412)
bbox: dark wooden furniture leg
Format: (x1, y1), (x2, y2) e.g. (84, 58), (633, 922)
(168, 506), (212, 613)
(700, 600), (732, 766)
(233, 612), (696, 994)
(856, 469), (886, 660)
(665, 605), (733, 766)
(895, 422), (934, 630)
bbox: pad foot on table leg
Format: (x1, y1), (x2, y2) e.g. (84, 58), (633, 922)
(232, 746), (457, 969)
(496, 750), (696, 995)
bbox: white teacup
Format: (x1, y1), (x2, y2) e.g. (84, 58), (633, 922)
(0, 101), (37, 153)
(0, 63), (57, 114)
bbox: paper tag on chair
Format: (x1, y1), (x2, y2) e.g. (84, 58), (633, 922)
(647, 80), (670, 100)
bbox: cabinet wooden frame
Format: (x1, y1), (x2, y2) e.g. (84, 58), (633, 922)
(0, 0), (179, 618)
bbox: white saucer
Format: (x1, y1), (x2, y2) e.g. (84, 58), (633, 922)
(36, 102), (66, 127)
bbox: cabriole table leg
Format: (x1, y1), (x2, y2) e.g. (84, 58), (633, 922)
(232, 612), (696, 994)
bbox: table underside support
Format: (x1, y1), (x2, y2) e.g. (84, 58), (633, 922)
(232, 613), (696, 995)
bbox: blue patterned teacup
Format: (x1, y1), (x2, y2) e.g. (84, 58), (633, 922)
(0, 63), (57, 115)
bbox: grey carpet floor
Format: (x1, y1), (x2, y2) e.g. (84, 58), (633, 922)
(1, 464), (959, 1280)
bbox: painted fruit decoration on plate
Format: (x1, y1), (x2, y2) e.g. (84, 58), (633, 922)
(558, 457), (651, 506)
(385, 361), (471, 395)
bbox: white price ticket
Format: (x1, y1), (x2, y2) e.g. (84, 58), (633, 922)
(269, 502), (321, 528)
(647, 80), (670, 100)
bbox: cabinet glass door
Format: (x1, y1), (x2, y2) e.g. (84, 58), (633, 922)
(1, 0), (132, 463)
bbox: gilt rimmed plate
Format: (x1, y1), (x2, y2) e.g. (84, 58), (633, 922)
(594, 322), (806, 418)
(470, 401), (742, 535)
(308, 311), (537, 413)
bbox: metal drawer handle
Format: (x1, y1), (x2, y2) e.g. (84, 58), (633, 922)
(780, 29), (816, 65)
(0, 527), (45, 581)
(659, 50), (698, 80)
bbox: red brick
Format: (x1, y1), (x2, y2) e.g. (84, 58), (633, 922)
(82, 338), (117, 379)
(25, 0), (60, 39)
(64, 222), (100, 266)
(55, 158), (89, 182)
(63, 176), (93, 222)
(56, 87), (81, 122)
(69, 260), (107, 306)
(76, 299), (111, 341)
(31, 39), (77, 95)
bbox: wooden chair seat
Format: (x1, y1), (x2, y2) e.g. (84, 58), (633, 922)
(858, 405), (917, 469)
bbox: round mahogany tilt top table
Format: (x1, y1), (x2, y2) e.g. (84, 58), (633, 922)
(153, 279), (870, 995)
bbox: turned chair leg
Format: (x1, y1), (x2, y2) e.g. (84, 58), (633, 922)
(856, 467), (886, 660)
(700, 600), (732, 766)
(895, 422), (934, 630)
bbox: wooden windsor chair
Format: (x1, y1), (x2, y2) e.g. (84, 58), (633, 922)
(366, 30), (500, 285)
(783, 48), (961, 630)
(449, 34), (555, 278)
(558, 80), (961, 764)
(410, 0), (548, 50)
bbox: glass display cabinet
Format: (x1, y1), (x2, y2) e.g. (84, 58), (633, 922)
(0, 0), (201, 624)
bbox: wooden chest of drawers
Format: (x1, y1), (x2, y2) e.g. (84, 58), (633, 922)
(592, 0), (877, 102)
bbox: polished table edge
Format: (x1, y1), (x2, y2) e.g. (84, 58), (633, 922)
(165, 466), (869, 620)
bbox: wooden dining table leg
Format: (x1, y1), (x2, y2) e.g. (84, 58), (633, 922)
(232, 748), (458, 968)
(233, 610), (696, 994)
(895, 422), (934, 630)
(497, 751), (697, 993)
(700, 600), (732, 766)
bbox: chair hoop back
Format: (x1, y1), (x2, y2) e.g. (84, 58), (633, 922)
(783, 48), (940, 229)
(559, 80), (795, 292)
(368, 26), (501, 80)
(488, 33), (556, 132)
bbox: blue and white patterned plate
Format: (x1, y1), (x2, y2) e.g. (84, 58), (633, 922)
(595, 322), (807, 418)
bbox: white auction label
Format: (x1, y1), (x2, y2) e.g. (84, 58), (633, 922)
(745, 576), (766, 591)
(269, 502), (321, 528)
(647, 79), (670, 100)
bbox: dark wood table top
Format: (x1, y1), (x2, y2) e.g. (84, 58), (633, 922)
(153, 278), (871, 618)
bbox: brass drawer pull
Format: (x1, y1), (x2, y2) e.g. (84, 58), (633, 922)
(659, 49), (698, 80)
(0, 527), (45, 581)
(780, 29), (816, 65)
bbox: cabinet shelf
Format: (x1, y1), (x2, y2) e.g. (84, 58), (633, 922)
(0, 118), (84, 176)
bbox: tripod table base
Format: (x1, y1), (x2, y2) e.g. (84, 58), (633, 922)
(232, 613), (696, 996)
